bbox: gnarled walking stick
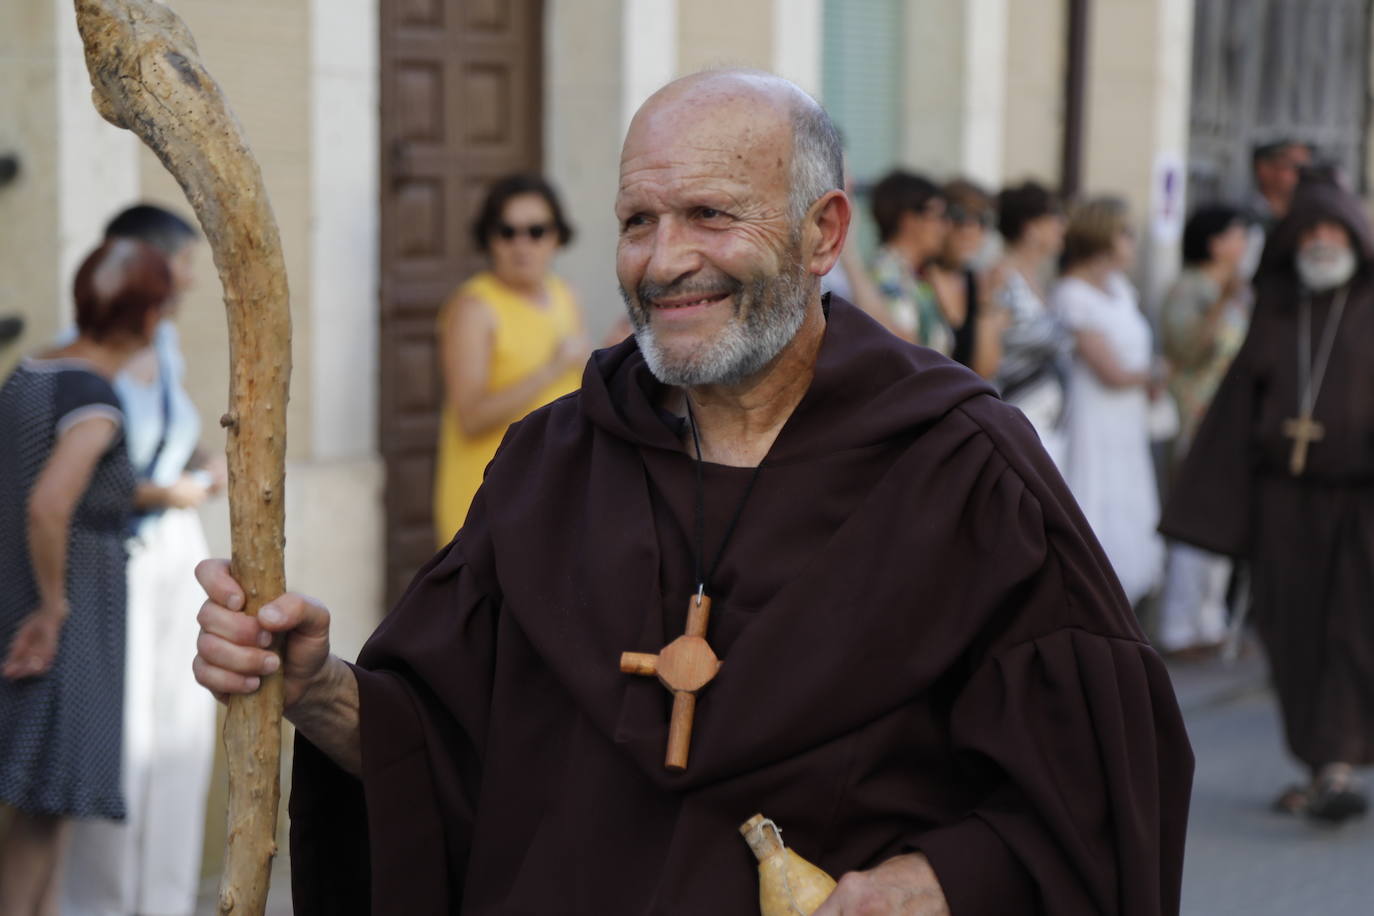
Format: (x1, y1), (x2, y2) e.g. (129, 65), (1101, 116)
(74, 2), (290, 913)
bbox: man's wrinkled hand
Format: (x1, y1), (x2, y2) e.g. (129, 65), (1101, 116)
(191, 558), (333, 711)
(813, 853), (950, 916)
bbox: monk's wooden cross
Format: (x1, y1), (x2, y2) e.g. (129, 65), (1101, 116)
(1282, 412), (1325, 476)
(621, 593), (723, 771)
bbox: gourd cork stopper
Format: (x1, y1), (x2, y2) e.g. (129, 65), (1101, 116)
(740, 814), (784, 863)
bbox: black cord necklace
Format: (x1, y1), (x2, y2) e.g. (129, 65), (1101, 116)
(615, 396), (764, 772)
(685, 397), (764, 606)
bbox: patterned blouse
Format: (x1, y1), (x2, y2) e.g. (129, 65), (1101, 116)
(870, 246), (953, 355)
(1160, 267), (1250, 451)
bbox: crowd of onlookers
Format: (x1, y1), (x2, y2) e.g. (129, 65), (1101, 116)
(825, 139), (1315, 653)
(0, 208), (218, 914)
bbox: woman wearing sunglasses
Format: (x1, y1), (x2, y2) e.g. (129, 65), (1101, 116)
(434, 173), (589, 546)
(927, 178), (1010, 380)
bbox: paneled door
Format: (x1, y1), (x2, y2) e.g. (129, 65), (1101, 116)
(379, 0), (544, 606)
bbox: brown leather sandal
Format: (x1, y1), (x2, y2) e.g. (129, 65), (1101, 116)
(1306, 771), (1369, 824)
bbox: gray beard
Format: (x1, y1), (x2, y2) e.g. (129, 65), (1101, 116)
(1296, 245), (1357, 292)
(622, 249), (813, 387)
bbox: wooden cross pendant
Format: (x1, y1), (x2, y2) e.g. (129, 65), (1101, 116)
(620, 593), (723, 771)
(1282, 412), (1325, 476)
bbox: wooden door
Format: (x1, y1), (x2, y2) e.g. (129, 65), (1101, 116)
(380, 0), (544, 606)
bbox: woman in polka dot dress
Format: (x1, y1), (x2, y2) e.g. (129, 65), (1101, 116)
(0, 240), (171, 912)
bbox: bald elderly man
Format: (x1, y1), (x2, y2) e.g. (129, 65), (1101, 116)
(194, 71), (1192, 915)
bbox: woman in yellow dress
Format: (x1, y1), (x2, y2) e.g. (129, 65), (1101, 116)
(434, 175), (589, 545)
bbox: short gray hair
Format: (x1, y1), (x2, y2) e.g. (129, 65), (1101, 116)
(788, 97), (844, 225)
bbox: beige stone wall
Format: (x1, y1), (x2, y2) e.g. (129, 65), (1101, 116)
(1002, 0), (1066, 186)
(1083, 0), (1193, 307)
(0, 1), (60, 377)
(772, 0), (823, 98)
(678, 0), (774, 73)
(676, 0), (821, 92)
(902, 0), (1008, 186)
(56, 2), (142, 318)
(309, 0), (379, 461)
(135, 0), (314, 464)
(0, 0), (139, 376)
(546, 0), (663, 337)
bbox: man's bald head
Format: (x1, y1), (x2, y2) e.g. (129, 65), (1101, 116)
(624, 69), (843, 224)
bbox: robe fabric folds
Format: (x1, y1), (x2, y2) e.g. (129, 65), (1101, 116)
(290, 297), (1193, 915)
(1161, 177), (1374, 770)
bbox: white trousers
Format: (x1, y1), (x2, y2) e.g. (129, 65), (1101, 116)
(1156, 541), (1232, 652)
(62, 508), (217, 916)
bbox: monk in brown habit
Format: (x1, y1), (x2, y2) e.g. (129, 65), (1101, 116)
(193, 71), (1192, 914)
(1163, 171), (1374, 824)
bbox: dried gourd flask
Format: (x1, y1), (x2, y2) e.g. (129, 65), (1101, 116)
(739, 814), (838, 916)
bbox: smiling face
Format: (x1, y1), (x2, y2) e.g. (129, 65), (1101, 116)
(615, 79), (821, 387)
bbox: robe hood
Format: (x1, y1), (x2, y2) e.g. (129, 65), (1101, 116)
(472, 295), (1126, 792)
(577, 295), (995, 461)
(1259, 172), (1374, 278)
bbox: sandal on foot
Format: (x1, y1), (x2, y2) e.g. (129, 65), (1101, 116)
(1307, 782), (1369, 824)
(1271, 784), (1311, 815)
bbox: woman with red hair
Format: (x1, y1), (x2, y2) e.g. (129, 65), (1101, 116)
(0, 239), (172, 913)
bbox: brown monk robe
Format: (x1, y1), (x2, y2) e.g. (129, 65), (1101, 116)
(288, 296), (1192, 915)
(1162, 173), (1374, 815)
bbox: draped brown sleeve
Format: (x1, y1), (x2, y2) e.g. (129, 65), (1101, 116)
(1159, 312), (1264, 557)
(288, 495), (502, 915)
(903, 407), (1194, 914)
(917, 629), (1193, 914)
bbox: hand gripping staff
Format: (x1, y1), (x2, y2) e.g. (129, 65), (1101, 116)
(74, 2), (291, 912)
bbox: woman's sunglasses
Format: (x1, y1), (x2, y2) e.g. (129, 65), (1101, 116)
(495, 222), (555, 242)
(946, 206), (993, 228)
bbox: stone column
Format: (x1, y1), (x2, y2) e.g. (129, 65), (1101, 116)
(1001, 0), (1066, 186)
(1083, 0), (1194, 310)
(677, 0), (770, 75)
(544, 0), (678, 338)
(773, 0), (823, 98)
(309, 0), (379, 464)
(0, 0), (140, 374)
(902, 0), (1009, 186)
(56, 0), (141, 312)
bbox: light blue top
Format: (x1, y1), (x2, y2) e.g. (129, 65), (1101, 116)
(115, 320), (200, 490)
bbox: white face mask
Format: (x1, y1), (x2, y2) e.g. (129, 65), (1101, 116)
(1296, 241), (1357, 291)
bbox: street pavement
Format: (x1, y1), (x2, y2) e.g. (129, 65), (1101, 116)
(1171, 645), (1374, 915)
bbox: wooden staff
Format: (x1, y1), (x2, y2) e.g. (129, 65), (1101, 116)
(73, 2), (290, 913)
